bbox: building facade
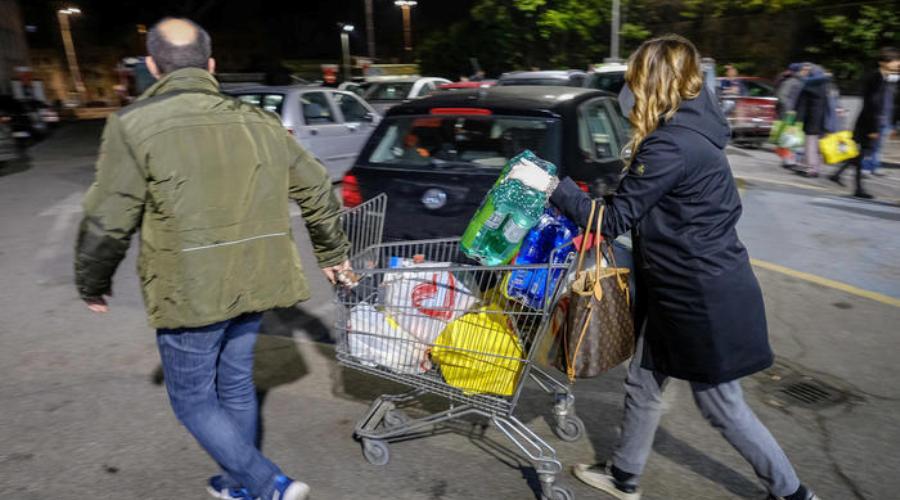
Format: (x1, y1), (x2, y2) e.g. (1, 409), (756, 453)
(0, 0), (29, 95)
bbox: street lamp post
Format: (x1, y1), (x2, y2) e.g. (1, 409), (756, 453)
(339, 24), (355, 82)
(364, 0), (375, 58)
(394, 0), (417, 57)
(57, 7), (86, 103)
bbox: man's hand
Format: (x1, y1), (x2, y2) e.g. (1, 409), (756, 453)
(321, 260), (352, 285)
(84, 296), (109, 313)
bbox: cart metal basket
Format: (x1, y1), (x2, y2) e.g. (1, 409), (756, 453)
(334, 194), (584, 500)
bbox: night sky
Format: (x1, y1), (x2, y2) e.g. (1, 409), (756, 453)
(22, 0), (477, 68)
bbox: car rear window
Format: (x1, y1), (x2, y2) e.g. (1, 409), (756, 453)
(587, 72), (625, 93)
(366, 82), (415, 101)
(364, 115), (561, 169)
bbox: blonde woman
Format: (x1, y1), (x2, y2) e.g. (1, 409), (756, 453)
(549, 35), (819, 500)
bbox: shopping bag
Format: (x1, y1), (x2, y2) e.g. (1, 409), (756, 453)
(382, 262), (479, 345)
(819, 131), (859, 164)
(556, 201), (634, 381)
(778, 123), (805, 149)
(768, 111), (795, 145)
(347, 302), (431, 374)
(431, 304), (524, 396)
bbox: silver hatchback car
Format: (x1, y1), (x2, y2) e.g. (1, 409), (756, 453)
(227, 85), (381, 181)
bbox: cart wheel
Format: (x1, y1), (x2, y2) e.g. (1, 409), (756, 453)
(553, 415), (585, 442)
(361, 438), (390, 466)
(383, 409), (410, 428)
(543, 485), (574, 500)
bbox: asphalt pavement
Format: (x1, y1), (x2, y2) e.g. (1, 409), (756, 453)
(1, 122), (899, 500)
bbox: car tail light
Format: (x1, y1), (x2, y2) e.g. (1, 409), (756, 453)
(430, 107), (492, 116)
(285, 127), (294, 135)
(576, 181), (590, 192)
(342, 173), (363, 208)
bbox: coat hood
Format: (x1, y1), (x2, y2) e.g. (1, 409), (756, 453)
(666, 86), (731, 150)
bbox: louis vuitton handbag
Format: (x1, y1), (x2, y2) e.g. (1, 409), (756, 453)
(557, 200), (635, 381)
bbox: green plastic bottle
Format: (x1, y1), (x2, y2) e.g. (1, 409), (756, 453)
(461, 151), (557, 265)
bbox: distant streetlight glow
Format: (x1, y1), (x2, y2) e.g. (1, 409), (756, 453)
(342, 24), (355, 33)
(394, 0), (417, 57)
(57, 6), (86, 103)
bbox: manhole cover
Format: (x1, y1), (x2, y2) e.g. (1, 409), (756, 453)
(755, 362), (856, 411)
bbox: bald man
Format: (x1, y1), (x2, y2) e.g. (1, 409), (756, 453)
(74, 17), (349, 500)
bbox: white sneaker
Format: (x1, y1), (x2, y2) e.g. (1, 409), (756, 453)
(572, 463), (641, 500)
(269, 475), (310, 500)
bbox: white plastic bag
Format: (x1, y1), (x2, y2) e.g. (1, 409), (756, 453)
(382, 262), (479, 344)
(347, 302), (430, 374)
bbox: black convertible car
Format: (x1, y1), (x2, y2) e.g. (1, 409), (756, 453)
(342, 86), (631, 240)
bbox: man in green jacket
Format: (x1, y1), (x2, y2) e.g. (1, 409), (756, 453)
(74, 18), (349, 500)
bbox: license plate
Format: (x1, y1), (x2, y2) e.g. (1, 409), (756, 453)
(12, 131), (30, 138)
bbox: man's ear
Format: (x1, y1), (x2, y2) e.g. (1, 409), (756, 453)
(207, 58), (216, 75)
(146, 56), (161, 79)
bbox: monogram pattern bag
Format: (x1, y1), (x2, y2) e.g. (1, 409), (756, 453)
(557, 201), (635, 381)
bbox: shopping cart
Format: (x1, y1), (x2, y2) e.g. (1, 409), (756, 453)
(334, 194), (584, 500)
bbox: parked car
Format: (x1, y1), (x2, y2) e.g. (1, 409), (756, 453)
(0, 120), (19, 165)
(338, 80), (373, 97)
(437, 80), (497, 91)
(226, 85), (380, 181)
(0, 96), (42, 146)
(342, 86), (630, 240)
(584, 62), (627, 94)
(362, 77), (452, 115)
(716, 77), (777, 147)
(496, 70), (587, 88)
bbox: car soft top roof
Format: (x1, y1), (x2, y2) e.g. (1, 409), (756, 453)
(386, 86), (613, 118)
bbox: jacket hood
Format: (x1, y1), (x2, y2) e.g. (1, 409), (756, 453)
(666, 86), (731, 150)
(139, 68), (219, 99)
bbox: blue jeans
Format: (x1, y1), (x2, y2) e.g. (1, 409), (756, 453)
(862, 125), (891, 172)
(157, 312), (281, 499)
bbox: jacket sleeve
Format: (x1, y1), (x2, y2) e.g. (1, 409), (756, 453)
(286, 136), (350, 267)
(74, 113), (147, 300)
(550, 133), (684, 240)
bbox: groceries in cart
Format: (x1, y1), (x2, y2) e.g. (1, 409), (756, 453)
(430, 304), (524, 396)
(347, 302), (431, 374)
(504, 208), (578, 309)
(381, 255), (479, 344)
(460, 150), (559, 266)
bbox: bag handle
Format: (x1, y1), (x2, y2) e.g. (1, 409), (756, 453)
(593, 204), (630, 307)
(575, 200), (597, 275)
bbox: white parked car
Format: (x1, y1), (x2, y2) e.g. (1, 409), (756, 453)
(362, 77), (452, 114)
(226, 85), (381, 182)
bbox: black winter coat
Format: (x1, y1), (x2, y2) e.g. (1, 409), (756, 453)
(550, 87), (773, 384)
(854, 70), (897, 150)
(795, 78), (829, 136)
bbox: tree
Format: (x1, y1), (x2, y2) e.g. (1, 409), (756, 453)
(809, 4), (900, 84)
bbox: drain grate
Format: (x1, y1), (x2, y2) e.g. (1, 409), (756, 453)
(755, 362), (855, 411)
(780, 381), (836, 407)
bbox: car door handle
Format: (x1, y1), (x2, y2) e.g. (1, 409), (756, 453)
(346, 123), (359, 132)
(309, 128), (318, 136)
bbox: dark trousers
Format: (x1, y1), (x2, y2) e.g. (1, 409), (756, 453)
(833, 148), (867, 193)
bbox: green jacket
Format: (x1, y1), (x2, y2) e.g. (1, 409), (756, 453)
(75, 68), (349, 329)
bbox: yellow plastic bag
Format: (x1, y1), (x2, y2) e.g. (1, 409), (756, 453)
(431, 304), (524, 396)
(819, 131), (859, 165)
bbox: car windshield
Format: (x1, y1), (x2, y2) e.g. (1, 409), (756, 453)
(234, 93), (285, 115)
(588, 72), (625, 93)
(365, 82), (415, 100)
(365, 115), (561, 169)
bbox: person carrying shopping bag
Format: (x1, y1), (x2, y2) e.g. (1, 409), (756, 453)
(548, 35), (820, 500)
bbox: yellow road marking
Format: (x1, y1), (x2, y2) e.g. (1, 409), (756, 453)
(736, 175), (830, 192)
(751, 258), (900, 308)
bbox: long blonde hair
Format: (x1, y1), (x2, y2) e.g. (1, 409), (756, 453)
(624, 35), (704, 164)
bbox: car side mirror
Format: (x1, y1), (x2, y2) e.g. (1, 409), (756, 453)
(363, 112), (377, 123)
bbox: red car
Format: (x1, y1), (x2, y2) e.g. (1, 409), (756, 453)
(717, 77), (778, 147)
(437, 80), (497, 91)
